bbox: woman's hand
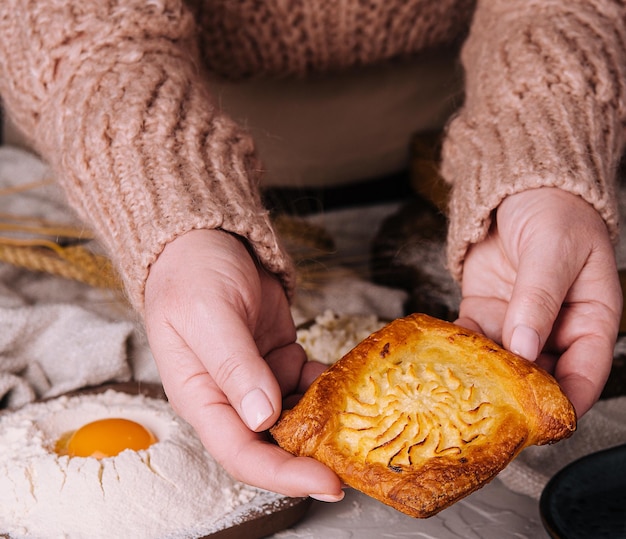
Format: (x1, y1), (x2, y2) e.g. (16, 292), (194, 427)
(457, 187), (622, 417)
(144, 229), (342, 501)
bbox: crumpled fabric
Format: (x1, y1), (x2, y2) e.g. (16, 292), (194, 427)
(0, 297), (134, 408)
(0, 147), (155, 409)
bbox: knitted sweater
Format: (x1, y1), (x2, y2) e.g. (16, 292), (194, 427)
(0, 0), (624, 313)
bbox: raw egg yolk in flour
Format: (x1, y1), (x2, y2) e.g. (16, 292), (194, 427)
(56, 418), (157, 458)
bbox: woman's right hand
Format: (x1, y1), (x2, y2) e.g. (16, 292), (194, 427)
(143, 228), (343, 501)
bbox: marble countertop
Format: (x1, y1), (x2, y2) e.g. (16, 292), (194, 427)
(271, 478), (548, 538)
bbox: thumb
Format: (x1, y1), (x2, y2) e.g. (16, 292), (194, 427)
(152, 307), (284, 433)
(502, 247), (575, 361)
(203, 311), (284, 431)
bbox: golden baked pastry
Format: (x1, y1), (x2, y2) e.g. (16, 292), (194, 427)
(270, 313), (576, 517)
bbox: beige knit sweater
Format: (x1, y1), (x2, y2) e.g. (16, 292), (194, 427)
(0, 0), (624, 313)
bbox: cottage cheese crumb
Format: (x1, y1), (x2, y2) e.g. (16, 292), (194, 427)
(297, 310), (385, 365)
(0, 390), (269, 539)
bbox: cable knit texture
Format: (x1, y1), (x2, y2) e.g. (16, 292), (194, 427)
(0, 0), (624, 312)
(442, 0), (626, 279)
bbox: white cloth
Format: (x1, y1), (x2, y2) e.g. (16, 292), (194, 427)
(0, 147), (158, 409)
(0, 290), (134, 407)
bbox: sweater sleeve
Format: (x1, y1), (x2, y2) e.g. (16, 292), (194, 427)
(0, 0), (294, 313)
(441, 0), (626, 281)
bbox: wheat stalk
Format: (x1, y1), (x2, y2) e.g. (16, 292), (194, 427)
(0, 178), (367, 293)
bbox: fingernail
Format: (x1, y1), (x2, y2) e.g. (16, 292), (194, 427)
(510, 325), (540, 361)
(309, 492), (345, 503)
(241, 388), (274, 431)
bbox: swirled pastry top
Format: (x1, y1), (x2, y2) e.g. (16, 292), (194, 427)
(271, 314), (576, 518)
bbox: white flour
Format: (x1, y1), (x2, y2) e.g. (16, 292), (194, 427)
(0, 390), (270, 539)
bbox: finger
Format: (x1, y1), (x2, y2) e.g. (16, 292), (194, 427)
(454, 313), (482, 334)
(298, 360), (328, 392)
(193, 391), (343, 498)
(150, 307), (284, 432)
(253, 268), (300, 356)
(250, 270), (308, 401)
(191, 310), (286, 431)
(501, 243), (577, 361)
(456, 296), (507, 344)
(551, 332), (614, 417)
(152, 338), (344, 498)
(534, 351), (558, 375)
(168, 370), (343, 498)
(264, 341), (308, 397)
(282, 360), (328, 410)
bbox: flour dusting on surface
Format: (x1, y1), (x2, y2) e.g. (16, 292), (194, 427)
(0, 390), (285, 539)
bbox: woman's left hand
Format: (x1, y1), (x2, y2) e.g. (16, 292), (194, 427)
(456, 187), (622, 417)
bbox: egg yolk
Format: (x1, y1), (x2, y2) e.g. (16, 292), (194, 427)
(57, 418), (157, 459)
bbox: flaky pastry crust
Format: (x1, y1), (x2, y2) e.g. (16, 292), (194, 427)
(271, 313), (576, 517)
